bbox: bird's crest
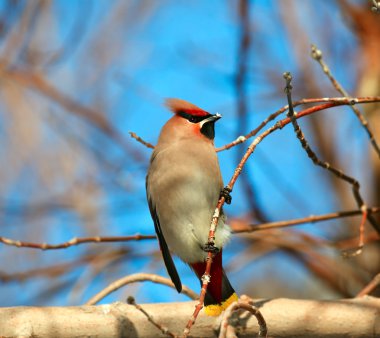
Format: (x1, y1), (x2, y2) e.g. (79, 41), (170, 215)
(165, 98), (210, 117)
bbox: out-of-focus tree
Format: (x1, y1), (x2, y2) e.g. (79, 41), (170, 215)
(0, 0), (379, 336)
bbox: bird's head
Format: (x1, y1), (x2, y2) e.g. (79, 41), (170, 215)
(164, 98), (221, 141)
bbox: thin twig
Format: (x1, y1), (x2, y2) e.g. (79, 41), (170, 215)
(127, 96), (380, 153)
(216, 96), (380, 152)
(127, 296), (177, 338)
(128, 131), (155, 149)
(356, 272), (380, 297)
(341, 206), (368, 258)
(1, 207), (378, 251)
(283, 72), (379, 237)
(234, 206), (380, 233)
(0, 249), (128, 282)
(86, 273), (198, 305)
(0, 234), (155, 250)
(219, 300), (267, 338)
(311, 44), (380, 158)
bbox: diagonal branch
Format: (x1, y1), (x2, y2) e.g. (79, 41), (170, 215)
(283, 72), (380, 236)
(311, 44), (380, 158)
(0, 64), (146, 163)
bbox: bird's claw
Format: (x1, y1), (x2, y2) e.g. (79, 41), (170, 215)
(203, 242), (220, 254)
(220, 186), (232, 204)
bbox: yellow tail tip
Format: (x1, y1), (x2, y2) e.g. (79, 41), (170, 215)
(204, 293), (239, 316)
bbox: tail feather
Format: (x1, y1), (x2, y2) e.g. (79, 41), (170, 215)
(190, 250), (238, 316)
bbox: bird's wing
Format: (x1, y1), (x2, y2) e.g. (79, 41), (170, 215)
(146, 179), (182, 293)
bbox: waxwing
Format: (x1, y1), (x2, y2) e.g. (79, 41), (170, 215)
(146, 98), (237, 316)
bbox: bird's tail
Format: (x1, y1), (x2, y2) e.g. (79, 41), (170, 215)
(190, 250), (238, 316)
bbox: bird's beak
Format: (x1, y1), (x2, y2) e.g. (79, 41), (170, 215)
(200, 113), (222, 127)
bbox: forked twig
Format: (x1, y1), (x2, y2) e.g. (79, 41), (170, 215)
(341, 206), (367, 258)
(129, 96), (380, 153)
(283, 72), (380, 244)
(219, 300), (267, 338)
(311, 44), (380, 158)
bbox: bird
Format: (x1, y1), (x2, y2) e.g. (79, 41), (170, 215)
(146, 98), (237, 316)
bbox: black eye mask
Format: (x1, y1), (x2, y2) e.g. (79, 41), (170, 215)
(177, 111), (211, 123)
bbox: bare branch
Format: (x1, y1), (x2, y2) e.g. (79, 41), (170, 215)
(283, 72), (380, 235)
(0, 298), (379, 337)
(219, 299), (267, 338)
(86, 273), (198, 306)
(234, 206), (380, 233)
(216, 96), (380, 152)
(0, 207), (379, 254)
(311, 44), (380, 157)
(356, 273), (380, 297)
(127, 296), (177, 338)
(128, 96), (380, 153)
(128, 131), (155, 149)
(0, 234), (155, 250)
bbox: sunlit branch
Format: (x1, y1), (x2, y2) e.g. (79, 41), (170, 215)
(86, 273), (198, 306)
(127, 296), (177, 338)
(219, 296), (267, 338)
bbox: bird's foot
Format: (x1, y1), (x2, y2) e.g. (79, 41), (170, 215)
(203, 242), (220, 254)
(220, 186), (232, 204)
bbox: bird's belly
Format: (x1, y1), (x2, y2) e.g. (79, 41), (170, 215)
(159, 208), (231, 263)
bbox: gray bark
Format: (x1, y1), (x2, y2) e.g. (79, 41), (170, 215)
(0, 297), (379, 337)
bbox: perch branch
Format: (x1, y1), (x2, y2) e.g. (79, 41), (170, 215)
(0, 298), (379, 337)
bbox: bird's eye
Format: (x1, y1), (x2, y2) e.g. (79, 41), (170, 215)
(189, 116), (197, 123)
